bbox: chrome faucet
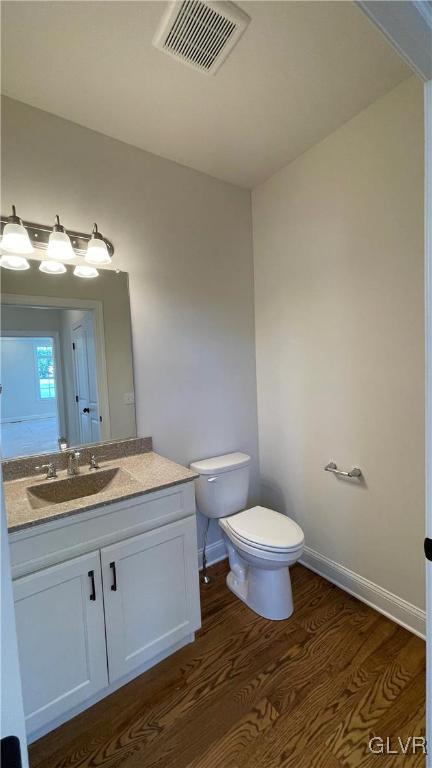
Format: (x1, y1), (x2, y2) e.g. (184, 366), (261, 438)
(35, 462), (58, 480)
(67, 450), (81, 476)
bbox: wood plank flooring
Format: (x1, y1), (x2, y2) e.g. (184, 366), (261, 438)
(29, 561), (426, 768)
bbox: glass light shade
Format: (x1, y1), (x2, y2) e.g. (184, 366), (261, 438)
(0, 222), (34, 255)
(74, 264), (98, 279)
(47, 230), (75, 260)
(85, 238), (111, 265)
(39, 260), (67, 275)
(0, 254), (30, 270)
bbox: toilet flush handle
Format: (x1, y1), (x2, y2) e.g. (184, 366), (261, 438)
(207, 476), (218, 483)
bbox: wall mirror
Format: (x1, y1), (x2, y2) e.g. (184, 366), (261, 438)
(1, 259), (136, 459)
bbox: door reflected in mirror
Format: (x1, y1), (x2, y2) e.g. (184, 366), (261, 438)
(1, 260), (136, 459)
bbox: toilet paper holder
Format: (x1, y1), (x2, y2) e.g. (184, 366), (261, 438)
(324, 462), (362, 479)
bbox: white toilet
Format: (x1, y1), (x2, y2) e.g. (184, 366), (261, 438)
(190, 452), (304, 620)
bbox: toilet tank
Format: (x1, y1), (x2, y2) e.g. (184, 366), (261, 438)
(190, 452), (251, 519)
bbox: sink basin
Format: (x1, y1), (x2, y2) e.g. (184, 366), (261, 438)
(26, 467), (136, 510)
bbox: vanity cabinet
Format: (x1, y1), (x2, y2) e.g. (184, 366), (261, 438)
(13, 551), (108, 735)
(9, 482), (200, 741)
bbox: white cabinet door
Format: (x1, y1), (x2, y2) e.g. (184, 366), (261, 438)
(13, 551), (108, 735)
(101, 517), (201, 682)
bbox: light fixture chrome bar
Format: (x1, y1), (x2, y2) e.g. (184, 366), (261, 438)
(324, 462), (362, 479)
(0, 216), (114, 258)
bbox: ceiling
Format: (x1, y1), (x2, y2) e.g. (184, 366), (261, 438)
(1, 1), (411, 188)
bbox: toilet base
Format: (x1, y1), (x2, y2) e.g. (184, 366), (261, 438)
(224, 548), (294, 620)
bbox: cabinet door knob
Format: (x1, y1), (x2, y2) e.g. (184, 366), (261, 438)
(88, 570), (96, 601)
(110, 561), (117, 591)
(82, 407), (90, 414)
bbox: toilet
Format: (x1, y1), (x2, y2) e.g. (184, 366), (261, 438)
(190, 452), (304, 620)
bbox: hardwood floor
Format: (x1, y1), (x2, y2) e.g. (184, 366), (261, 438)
(29, 561), (426, 768)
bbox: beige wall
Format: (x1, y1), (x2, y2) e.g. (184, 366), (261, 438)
(252, 77), (425, 609)
(2, 78), (425, 596)
(1, 96), (260, 548)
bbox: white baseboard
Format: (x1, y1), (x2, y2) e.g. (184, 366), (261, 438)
(198, 538), (227, 571)
(1, 414), (56, 424)
(300, 546), (425, 640)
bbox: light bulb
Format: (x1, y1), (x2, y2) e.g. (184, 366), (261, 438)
(0, 205), (34, 255)
(0, 254), (30, 270)
(74, 264), (98, 279)
(47, 216), (75, 260)
(39, 260), (67, 275)
(85, 223), (111, 265)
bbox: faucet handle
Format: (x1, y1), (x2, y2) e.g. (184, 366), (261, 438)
(35, 462), (58, 479)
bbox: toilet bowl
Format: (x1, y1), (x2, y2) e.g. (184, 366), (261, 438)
(220, 506), (304, 619)
(190, 452), (305, 620)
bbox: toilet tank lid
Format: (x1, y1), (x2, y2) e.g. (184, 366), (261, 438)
(190, 452), (251, 476)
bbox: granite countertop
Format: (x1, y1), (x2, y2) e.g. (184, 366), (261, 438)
(5, 451), (198, 533)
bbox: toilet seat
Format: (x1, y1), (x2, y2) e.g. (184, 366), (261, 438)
(222, 506), (304, 553)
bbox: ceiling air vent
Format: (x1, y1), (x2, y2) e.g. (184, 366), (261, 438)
(153, 1), (250, 75)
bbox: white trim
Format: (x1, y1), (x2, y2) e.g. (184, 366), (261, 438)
(300, 546), (426, 640)
(356, 1), (432, 80)
(198, 538), (227, 570)
(414, 1), (432, 28)
(1, 415), (57, 425)
(425, 78), (432, 768)
(2, 294), (111, 441)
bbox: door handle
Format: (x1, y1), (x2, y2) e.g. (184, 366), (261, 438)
(82, 407), (90, 413)
(110, 561), (117, 591)
(88, 570), (96, 601)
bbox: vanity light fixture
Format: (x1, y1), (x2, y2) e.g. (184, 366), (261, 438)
(39, 260), (67, 275)
(0, 209), (114, 277)
(47, 215), (75, 260)
(0, 253), (30, 270)
(0, 205), (34, 255)
(85, 223), (111, 265)
(74, 264), (99, 279)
